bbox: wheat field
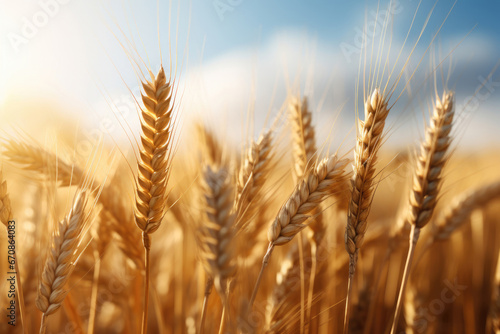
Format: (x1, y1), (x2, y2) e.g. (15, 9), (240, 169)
(1, 1), (500, 334)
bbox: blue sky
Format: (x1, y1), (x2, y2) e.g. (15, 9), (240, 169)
(1, 0), (499, 149)
(89, 0), (500, 64)
(153, 0), (500, 63)
(195, 1), (499, 60)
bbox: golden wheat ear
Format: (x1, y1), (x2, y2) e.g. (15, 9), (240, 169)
(198, 164), (237, 333)
(391, 91), (455, 334)
(268, 155), (350, 247)
(3, 140), (83, 186)
(289, 94), (330, 237)
(199, 165), (237, 296)
(247, 155), (349, 313)
(290, 96), (317, 178)
(343, 88), (390, 333)
(432, 180), (500, 241)
(235, 130), (274, 227)
(134, 66), (174, 238)
(133, 65), (177, 334)
(345, 88), (390, 268)
(36, 190), (91, 334)
(407, 92), (455, 229)
(411, 179), (500, 266)
(196, 123), (224, 166)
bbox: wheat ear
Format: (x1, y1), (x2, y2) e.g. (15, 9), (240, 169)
(235, 130), (273, 228)
(133, 66), (175, 334)
(248, 155), (349, 312)
(197, 123), (224, 166)
(199, 165), (236, 332)
(410, 180), (500, 268)
(409, 180), (500, 272)
(134, 66), (174, 235)
(290, 96), (317, 178)
(390, 91), (455, 334)
(344, 88), (390, 333)
(100, 185), (144, 268)
(199, 165), (237, 296)
(35, 190), (89, 334)
(3, 140), (80, 186)
(3, 141), (143, 268)
(432, 180), (500, 241)
(268, 155), (349, 246)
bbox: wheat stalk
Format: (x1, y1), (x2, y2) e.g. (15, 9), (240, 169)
(35, 190), (90, 334)
(199, 276), (214, 334)
(344, 88), (390, 333)
(390, 91), (455, 334)
(488, 253), (500, 333)
(133, 66), (176, 334)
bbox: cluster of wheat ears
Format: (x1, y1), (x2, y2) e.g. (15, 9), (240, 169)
(2, 6), (500, 334)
